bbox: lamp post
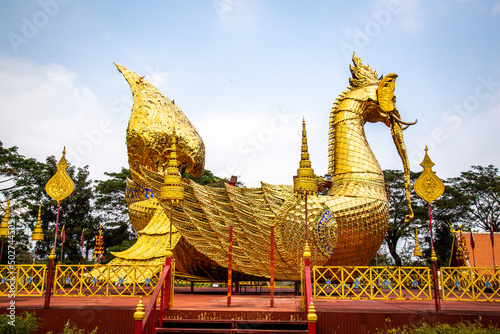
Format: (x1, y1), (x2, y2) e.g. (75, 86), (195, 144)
(414, 146), (445, 313)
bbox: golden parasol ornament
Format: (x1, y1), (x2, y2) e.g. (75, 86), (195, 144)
(45, 147), (75, 202)
(45, 147), (74, 251)
(414, 146), (444, 204)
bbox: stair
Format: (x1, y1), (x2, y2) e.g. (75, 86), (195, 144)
(156, 319), (309, 333)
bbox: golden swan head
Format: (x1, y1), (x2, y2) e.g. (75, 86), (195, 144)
(116, 64), (205, 187)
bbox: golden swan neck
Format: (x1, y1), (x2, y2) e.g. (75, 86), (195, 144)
(327, 94), (386, 200)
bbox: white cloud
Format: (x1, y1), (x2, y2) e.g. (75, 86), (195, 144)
(0, 57), (127, 180)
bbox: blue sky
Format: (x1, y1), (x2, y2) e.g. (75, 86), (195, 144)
(1, 0), (500, 187)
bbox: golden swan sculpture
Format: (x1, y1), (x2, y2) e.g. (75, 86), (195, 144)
(110, 54), (415, 281)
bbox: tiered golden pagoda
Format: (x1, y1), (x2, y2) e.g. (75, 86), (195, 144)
(93, 225), (104, 263)
(112, 53), (417, 281)
(294, 118), (318, 197)
(160, 133), (184, 204)
(32, 204), (44, 242)
(413, 228), (422, 257)
(0, 196), (10, 239)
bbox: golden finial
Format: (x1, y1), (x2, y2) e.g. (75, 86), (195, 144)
(134, 296), (145, 321)
(0, 195), (10, 238)
(49, 247), (56, 260)
(45, 147), (75, 203)
(349, 52), (380, 88)
(430, 248), (438, 263)
(165, 239), (173, 259)
(294, 118), (318, 196)
(414, 146), (445, 204)
(413, 228), (422, 257)
(303, 240), (311, 259)
(32, 203), (44, 242)
(307, 300), (317, 323)
(160, 132), (184, 203)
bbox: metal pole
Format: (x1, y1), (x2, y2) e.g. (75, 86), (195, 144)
(0, 237), (4, 264)
(52, 202), (60, 251)
(44, 249), (56, 308)
(270, 225), (275, 307)
(428, 202), (441, 313)
(60, 242), (64, 265)
(227, 225), (233, 307)
(169, 201), (173, 247)
(305, 192), (308, 240)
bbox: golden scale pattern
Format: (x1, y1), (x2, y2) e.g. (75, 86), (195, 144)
(110, 54), (413, 281)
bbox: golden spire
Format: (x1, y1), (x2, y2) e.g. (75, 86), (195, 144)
(294, 118), (317, 196)
(32, 203), (44, 242)
(0, 195), (11, 238)
(45, 147), (75, 203)
(160, 133), (184, 203)
(413, 228), (422, 257)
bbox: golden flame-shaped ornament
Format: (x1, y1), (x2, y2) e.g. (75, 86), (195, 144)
(0, 195), (11, 238)
(45, 148), (75, 203)
(32, 203), (44, 242)
(414, 146), (444, 203)
(294, 118), (318, 196)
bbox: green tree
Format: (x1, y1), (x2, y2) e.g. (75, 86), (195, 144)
(183, 169), (243, 187)
(94, 168), (136, 264)
(0, 142), (98, 264)
(383, 170), (427, 266)
(447, 165), (500, 231)
(0, 141), (48, 264)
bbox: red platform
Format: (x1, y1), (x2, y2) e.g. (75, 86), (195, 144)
(2, 287), (500, 333)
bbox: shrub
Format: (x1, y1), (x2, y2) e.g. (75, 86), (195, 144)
(378, 320), (500, 334)
(47, 320), (98, 334)
(0, 311), (41, 334)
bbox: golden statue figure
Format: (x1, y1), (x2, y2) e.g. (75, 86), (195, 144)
(109, 54), (416, 281)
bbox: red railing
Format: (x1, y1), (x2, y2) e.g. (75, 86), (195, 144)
(136, 259), (173, 334)
(302, 249), (316, 334)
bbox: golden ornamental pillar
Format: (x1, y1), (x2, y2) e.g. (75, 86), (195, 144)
(414, 146), (445, 313)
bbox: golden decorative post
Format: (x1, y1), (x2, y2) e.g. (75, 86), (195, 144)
(294, 118), (318, 248)
(413, 228), (422, 264)
(160, 133), (184, 310)
(31, 204), (44, 264)
(134, 296), (145, 334)
(294, 118), (317, 311)
(45, 147), (75, 250)
(160, 133), (184, 256)
(307, 300), (318, 334)
(414, 146), (445, 313)
(93, 225), (104, 264)
(0, 196), (11, 263)
(44, 147), (74, 309)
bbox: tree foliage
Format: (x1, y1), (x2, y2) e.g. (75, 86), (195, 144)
(384, 165), (500, 267)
